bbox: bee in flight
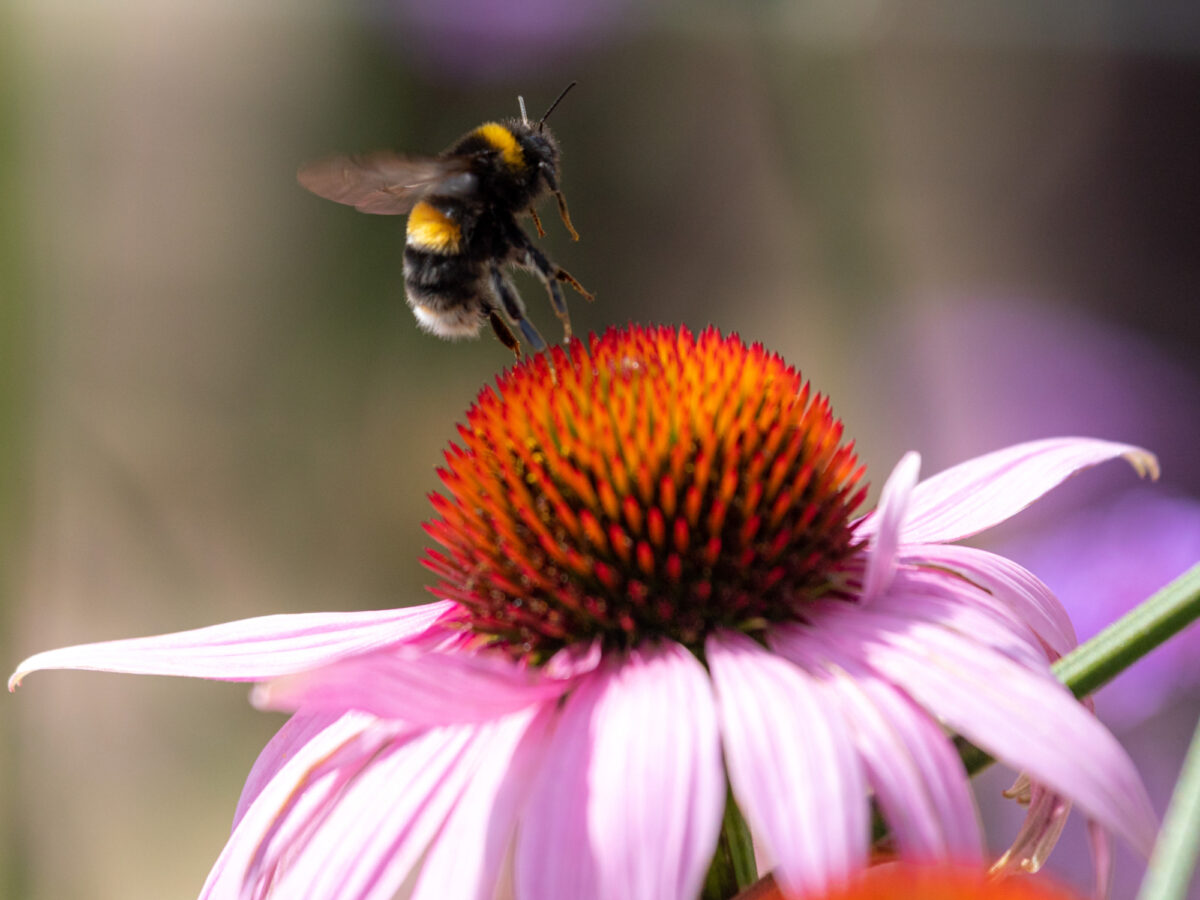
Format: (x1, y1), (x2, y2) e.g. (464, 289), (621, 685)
(297, 83), (592, 356)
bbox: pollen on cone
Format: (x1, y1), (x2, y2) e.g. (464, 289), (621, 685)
(422, 325), (867, 660)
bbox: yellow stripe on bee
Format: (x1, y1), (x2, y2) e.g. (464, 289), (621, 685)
(407, 201), (462, 254)
(475, 122), (525, 170)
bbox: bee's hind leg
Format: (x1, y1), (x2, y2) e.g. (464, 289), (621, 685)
(489, 266), (546, 354)
(486, 310), (522, 359)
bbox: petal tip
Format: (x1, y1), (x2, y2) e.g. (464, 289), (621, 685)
(1129, 801), (1160, 858)
(248, 681), (278, 710)
(9, 654), (46, 691)
(1123, 449), (1160, 481)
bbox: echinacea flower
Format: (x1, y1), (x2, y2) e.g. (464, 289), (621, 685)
(11, 325), (1159, 899)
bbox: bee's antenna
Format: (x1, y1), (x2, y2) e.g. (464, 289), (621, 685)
(518, 95), (529, 126)
(537, 81), (577, 132)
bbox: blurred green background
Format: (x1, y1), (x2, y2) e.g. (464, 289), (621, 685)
(4, 2), (1200, 898)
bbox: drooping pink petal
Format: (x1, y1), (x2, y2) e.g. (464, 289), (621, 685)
(857, 438), (1157, 546)
(241, 722), (409, 898)
(251, 646), (574, 725)
(516, 668), (604, 900)
(200, 711), (385, 899)
(860, 451), (921, 604)
(904, 543), (1077, 657)
(266, 723), (483, 900)
(990, 775), (1070, 878)
(865, 566), (1047, 672)
(233, 710), (347, 829)
(1087, 818), (1114, 900)
(819, 605), (1158, 857)
(410, 707), (553, 900)
(841, 674), (984, 860)
(587, 643), (724, 900)
(707, 630), (869, 897)
(8, 602), (458, 688)
(775, 627), (982, 860)
(518, 646), (724, 900)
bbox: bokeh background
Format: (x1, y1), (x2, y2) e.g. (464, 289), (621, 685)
(3, 2), (1199, 898)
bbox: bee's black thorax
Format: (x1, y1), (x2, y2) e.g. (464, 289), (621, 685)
(442, 120), (559, 215)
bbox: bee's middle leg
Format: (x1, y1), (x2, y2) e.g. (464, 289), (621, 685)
(519, 246), (594, 341)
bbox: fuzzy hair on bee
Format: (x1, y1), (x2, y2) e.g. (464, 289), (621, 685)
(297, 84), (592, 356)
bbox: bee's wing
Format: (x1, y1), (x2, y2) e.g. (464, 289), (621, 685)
(297, 152), (476, 215)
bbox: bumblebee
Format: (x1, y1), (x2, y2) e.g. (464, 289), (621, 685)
(297, 84), (592, 356)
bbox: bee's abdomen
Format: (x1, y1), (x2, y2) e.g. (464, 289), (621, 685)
(403, 248), (478, 298)
(402, 246), (486, 339)
(406, 200), (463, 254)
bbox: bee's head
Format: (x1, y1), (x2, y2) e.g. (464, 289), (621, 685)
(514, 124), (561, 188)
(513, 83), (580, 241)
(515, 83), (575, 185)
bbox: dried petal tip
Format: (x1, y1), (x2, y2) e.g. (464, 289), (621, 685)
(423, 325), (868, 661)
(1121, 448), (1160, 481)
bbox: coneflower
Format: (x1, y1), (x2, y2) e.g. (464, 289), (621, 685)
(11, 326), (1157, 899)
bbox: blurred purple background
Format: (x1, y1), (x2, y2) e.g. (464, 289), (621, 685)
(3, 2), (1199, 897)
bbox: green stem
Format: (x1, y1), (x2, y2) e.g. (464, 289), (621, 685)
(1053, 563), (1200, 699)
(702, 786), (758, 899)
(957, 564), (1200, 779)
(1136, 714), (1200, 900)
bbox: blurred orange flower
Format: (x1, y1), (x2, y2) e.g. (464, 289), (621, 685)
(736, 865), (1082, 900)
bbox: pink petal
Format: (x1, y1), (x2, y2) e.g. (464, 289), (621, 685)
(9, 602), (458, 689)
(991, 776), (1070, 878)
(516, 670), (604, 900)
(411, 707), (553, 900)
(233, 710), (346, 828)
(858, 438), (1157, 546)
(242, 724), (406, 897)
(1088, 818), (1114, 899)
(903, 544), (1077, 657)
(200, 711), (384, 899)
(860, 451), (920, 604)
(251, 646), (573, 725)
(543, 638), (604, 679)
(707, 631), (869, 897)
(865, 566), (1047, 672)
(774, 630), (982, 861)
(823, 606), (1158, 856)
(842, 675), (983, 860)
(587, 644), (724, 900)
(267, 723), (483, 900)
(517, 645), (725, 900)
